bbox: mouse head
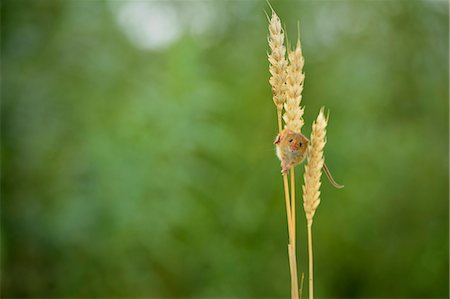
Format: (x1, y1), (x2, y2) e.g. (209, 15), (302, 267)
(274, 129), (309, 153)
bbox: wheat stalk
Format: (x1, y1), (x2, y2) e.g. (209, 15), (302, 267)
(303, 108), (327, 299)
(285, 42), (303, 295)
(284, 36), (306, 250)
(268, 8), (299, 299)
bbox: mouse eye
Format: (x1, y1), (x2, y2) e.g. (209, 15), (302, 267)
(299, 142), (302, 147)
(289, 139), (293, 143)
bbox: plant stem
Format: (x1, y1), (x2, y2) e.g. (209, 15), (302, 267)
(283, 173), (298, 299)
(307, 221), (313, 299)
(291, 167), (299, 298)
(279, 113), (299, 299)
(288, 244), (299, 299)
(283, 174), (293, 245)
(299, 272), (305, 299)
(291, 167), (296, 247)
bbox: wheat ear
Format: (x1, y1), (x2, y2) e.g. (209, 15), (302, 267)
(283, 39), (305, 133)
(268, 9), (288, 132)
(268, 8), (299, 299)
(303, 108), (327, 299)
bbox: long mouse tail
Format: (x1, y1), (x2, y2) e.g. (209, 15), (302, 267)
(323, 163), (344, 189)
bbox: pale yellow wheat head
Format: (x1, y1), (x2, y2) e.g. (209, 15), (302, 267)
(268, 10), (288, 111)
(283, 39), (305, 133)
(303, 108), (327, 225)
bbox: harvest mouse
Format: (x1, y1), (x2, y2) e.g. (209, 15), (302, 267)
(274, 129), (344, 189)
(274, 129), (309, 175)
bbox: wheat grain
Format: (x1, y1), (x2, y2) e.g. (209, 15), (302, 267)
(303, 108), (327, 225)
(268, 9), (288, 121)
(283, 39), (305, 133)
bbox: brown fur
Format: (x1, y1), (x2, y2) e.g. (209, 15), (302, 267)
(274, 129), (309, 175)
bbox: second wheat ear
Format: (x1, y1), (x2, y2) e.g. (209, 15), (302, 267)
(275, 129), (344, 189)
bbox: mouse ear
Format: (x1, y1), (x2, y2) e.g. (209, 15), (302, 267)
(274, 134), (281, 144)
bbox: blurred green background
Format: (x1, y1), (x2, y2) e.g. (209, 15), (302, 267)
(1, 0), (448, 298)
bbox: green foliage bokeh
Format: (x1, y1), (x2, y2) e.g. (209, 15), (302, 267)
(1, 0), (448, 297)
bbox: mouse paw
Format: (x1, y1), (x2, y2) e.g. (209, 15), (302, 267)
(280, 161), (289, 175)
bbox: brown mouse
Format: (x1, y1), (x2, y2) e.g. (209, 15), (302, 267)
(274, 129), (344, 189)
(274, 129), (309, 175)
